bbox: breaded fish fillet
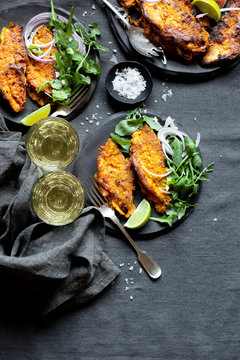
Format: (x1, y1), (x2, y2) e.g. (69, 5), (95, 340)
(0, 23), (27, 112)
(27, 25), (56, 106)
(202, 0), (240, 65)
(130, 124), (172, 214)
(136, 0), (210, 61)
(95, 138), (136, 218)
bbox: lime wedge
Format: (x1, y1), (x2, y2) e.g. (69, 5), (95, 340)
(20, 104), (51, 126)
(124, 199), (151, 229)
(192, 0), (221, 21)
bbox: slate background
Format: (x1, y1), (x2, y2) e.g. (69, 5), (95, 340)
(0, 0), (240, 359)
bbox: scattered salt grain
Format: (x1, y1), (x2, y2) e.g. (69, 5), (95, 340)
(112, 67), (146, 100)
(119, 263), (125, 267)
(139, 267), (143, 274)
(154, 99), (158, 103)
(130, 295), (133, 300)
(86, 129), (89, 133)
(213, 218), (218, 222)
(96, 104), (99, 109)
(96, 122), (99, 126)
(110, 54), (118, 64)
(80, 122), (84, 126)
(220, 154), (223, 158)
(129, 266), (134, 271)
(113, 49), (117, 53)
(92, 4), (95, 10)
(82, 11), (87, 16)
(125, 286), (129, 291)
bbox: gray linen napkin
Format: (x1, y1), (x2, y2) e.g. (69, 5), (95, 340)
(0, 114), (120, 317)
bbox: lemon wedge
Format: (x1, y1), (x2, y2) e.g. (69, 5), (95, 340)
(192, 0), (221, 21)
(124, 199), (151, 229)
(20, 104), (51, 126)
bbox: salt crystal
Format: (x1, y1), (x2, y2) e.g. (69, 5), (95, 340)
(92, 4), (95, 10)
(89, 120), (93, 124)
(129, 266), (134, 271)
(125, 286), (129, 291)
(113, 49), (117, 53)
(96, 122), (99, 126)
(96, 104), (99, 109)
(82, 11), (87, 16)
(162, 94), (167, 102)
(119, 263), (125, 267)
(125, 278), (129, 284)
(108, 41), (112, 44)
(85, 116), (89, 120)
(213, 218), (218, 222)
(154, 99), (158, 103)
(139, 267), (143, 274)
(219, 154), (223, 158)
(86, 129), (89, 133)
(112, 67), (146, 100)
(110, 54), (118, 64)
(130, 296), (133, 300)
(80, 122), (84, 126)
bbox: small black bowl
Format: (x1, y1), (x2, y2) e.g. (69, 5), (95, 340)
(105, 61), (153, 106)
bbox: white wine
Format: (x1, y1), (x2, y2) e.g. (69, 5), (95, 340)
(32, 171), (84, 226)
(26, 117), (79, 171)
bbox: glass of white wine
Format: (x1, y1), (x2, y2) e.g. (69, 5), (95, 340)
(26, 117), (79, 171)
(32, 171), (84, 226)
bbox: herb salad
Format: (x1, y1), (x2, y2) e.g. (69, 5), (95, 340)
(110, 107), (214, 227)
(27, 0), (108, 104)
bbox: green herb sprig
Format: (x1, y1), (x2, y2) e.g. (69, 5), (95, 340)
(110, 107), (161, 152)
(38, 0), (108, 104)
(150, 136), (214, 226)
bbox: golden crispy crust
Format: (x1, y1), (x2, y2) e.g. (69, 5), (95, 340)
(95, 138), (136, 218)
(136, 0), (210, 61)
(0, 23), (27, 112)
(202, 0), (240, 65)
(26, 25), (56, 105)
(130, 124), (172, 214)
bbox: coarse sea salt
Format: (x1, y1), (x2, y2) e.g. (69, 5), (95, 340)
(112, 67), (146, 100)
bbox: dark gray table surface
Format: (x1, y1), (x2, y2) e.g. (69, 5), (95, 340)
(0, 0), (240, 359)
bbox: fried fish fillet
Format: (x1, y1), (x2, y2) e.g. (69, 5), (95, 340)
(95, 138), (136, 218)
(202, 0), (240, 65)
(0, 23), (27, 112)
(130, 124), (172, 214)
(120, 0), (210, 61)
(27, 25), (56, 106)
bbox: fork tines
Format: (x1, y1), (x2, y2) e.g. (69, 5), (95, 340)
(83, 177), (107, 208)
(69, 85), (89, 110)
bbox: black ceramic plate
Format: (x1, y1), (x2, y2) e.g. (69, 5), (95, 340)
(77, 111), (200, 239)
(101, 0), (239, 81)
(0, 3), (99, 128)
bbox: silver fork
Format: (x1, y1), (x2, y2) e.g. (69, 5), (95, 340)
(83, 177), (162, 280)
(50, 84), (89, 118)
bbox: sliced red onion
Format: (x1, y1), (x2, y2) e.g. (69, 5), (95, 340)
(220, 7), (240, 12)
(141, 0), (160, 3)
(196, 132), (200, 148)
(141, 163), (172, 178)
(24, 12), (86, 63)
(196, 13), (208, 18)
(158, 187), (171, 195)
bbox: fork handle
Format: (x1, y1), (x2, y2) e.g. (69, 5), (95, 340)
(111, 217), (161, 279)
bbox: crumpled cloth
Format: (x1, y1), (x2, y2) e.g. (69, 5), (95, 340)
(0, 114), (120, 317)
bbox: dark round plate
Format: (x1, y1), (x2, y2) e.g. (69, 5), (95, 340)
(102, 0), (239, 81)
(76, 111), (200, 239)
(0, 3), (99, 128)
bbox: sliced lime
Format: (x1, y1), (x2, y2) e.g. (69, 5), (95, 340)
(20, 104), (51, 126)
(192, 0), (221, 22)
(124, 199), (151, 229)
